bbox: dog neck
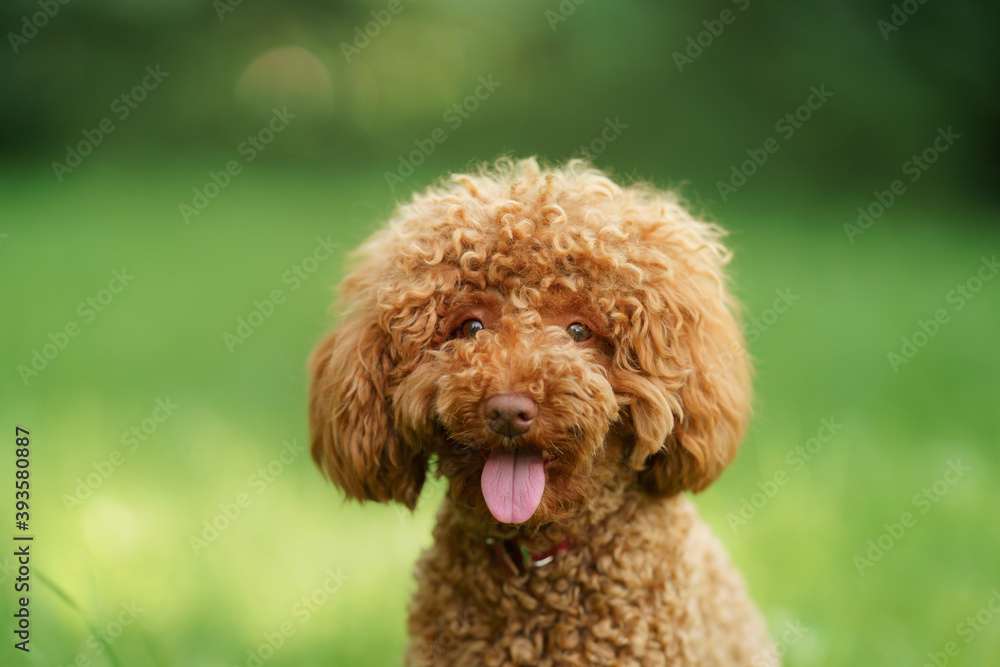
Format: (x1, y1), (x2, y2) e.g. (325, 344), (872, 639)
(485, 533), (574, 577)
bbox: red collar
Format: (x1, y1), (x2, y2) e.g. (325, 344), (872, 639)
(486, 535), (572, 577)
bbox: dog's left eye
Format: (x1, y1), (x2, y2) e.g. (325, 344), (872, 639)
(456, 319), (484, 339)
(567, 322), (593, 342)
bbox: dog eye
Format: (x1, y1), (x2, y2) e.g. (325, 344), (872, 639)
(457, 319), (484, 339)
(567, 322), (592, 342)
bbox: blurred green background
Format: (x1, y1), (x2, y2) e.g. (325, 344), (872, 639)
(1, 0), (998, 665)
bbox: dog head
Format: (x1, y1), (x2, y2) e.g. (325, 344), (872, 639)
(309, 159), (751, 528)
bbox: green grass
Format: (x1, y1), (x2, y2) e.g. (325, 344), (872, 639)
(1, 160), (998, 666)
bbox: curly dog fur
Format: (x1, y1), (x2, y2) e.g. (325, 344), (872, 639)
(309, 159), (775, 665)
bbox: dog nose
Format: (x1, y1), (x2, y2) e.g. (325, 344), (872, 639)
(484, 394), (538, 438)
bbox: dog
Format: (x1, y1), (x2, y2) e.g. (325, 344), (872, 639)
(309, 159), (775, 665)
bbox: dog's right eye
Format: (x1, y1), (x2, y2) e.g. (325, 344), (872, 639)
(567, 322), (593, 342)
(455, 319), (484, 339)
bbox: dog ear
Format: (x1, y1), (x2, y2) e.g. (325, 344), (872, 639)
(624, 219), (752, 497)
(308, 311), (427, 510)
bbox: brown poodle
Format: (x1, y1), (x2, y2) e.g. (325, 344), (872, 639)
(309, 159), (775, 666)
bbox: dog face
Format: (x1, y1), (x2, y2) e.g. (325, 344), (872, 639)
(309, 160), (750, 529)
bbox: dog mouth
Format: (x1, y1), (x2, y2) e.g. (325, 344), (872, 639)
(436, 423), (564, 525)
(480, 448), (548, 524)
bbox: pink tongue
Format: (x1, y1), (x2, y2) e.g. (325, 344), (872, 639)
(481, 449), (546, 524)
